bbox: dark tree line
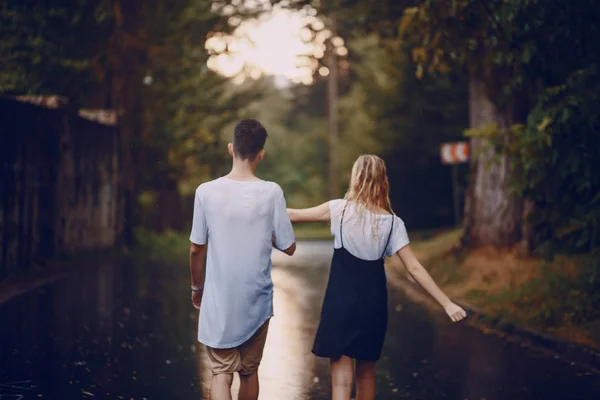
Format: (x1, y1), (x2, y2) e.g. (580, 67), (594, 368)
(1, 0), (257, 239)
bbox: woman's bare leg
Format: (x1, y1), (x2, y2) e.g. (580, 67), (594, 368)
(355, 360), (376, 400)
(331, 356), (354, 400)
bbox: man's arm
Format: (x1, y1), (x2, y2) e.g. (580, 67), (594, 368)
(272, 187), (297, 256)
(190, 242), (207, 309)
(189, 186), (208, 309)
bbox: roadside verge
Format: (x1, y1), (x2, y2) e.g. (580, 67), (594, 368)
(386, 231), (600, 373)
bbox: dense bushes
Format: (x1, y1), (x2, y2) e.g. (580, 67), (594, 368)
(510, 66), (600, 258)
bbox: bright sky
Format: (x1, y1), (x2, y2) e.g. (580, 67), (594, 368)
(206, 2), (346, 85)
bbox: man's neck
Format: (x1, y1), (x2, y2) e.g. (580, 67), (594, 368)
(225, 158), (260, 182)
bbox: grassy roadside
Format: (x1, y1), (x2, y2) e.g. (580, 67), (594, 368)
(388, 229), (600, 350)
(134, 228), (191, 263)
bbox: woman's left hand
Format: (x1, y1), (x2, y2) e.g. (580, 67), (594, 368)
(444, 302), (467, 322)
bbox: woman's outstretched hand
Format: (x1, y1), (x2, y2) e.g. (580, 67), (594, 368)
(395, 246), (468, 324)
(444, 302), (467, 322)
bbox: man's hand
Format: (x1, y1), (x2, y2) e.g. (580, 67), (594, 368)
(444, 302), (467, 322)
(192, 290), (203, 310)
(189, 242), (206, 310)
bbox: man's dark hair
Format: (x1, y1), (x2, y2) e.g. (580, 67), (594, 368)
(232, 119), (268, 160)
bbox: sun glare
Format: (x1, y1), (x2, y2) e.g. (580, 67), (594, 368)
(206, 4), (347, 86)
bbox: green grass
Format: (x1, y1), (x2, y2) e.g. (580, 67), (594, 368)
(409, 229), (600, 347)
(133, 228), (190, 263)
(292, 223), (333, 241)
(409, 229), (465, 286)
(479, 256), (600, 329)
(410, 228), (463, 257)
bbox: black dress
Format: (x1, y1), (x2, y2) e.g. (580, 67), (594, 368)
(312, 206), (394, 361)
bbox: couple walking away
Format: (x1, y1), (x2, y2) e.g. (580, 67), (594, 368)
(189, 119), (467, 400)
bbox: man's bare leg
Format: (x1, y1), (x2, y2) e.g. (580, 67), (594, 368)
(355, 360), (376, 400)
(211, 373), (234, 400)
(238, 371), (259, 400)
(331, 356), (354, 400)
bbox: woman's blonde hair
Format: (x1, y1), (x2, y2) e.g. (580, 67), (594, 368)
(343, 155), (394, 223)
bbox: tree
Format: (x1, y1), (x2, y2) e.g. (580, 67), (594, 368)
(333, 32), (468, 228)
(249, 77), (330, 208)
(0, 0), (260, 236)
(510, 67), (600, 257)
(0, 0), (113, 104)
(133, 0), (261, 232)
(401, 0), (600, 253)
(400, 2), (529, 249)
(274, 0), (469, 227)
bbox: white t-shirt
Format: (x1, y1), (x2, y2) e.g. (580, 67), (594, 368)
(189, 177), (295, 348)
(329, 199), (410, 260)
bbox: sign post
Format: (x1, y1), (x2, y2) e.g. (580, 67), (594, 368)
(440, 142), (470, 227)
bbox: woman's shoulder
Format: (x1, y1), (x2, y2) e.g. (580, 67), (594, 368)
(328, 199), (346, 217)
(329, 198), (346, 206)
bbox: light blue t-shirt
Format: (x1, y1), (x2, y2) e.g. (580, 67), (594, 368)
(189, 177), (295, 348)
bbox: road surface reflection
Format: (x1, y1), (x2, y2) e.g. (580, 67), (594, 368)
(1, 241), (600, 399)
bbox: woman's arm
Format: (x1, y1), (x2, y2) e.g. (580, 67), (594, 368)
(395, 245), (467, 322)
(287, 202), (330, 223)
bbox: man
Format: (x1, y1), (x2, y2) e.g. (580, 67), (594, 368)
(189, 119), (296, 400)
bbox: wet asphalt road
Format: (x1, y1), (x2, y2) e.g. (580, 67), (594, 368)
(1, 241), (600, 400)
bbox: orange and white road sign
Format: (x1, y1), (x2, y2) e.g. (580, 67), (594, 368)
(440, 142), (470, 164)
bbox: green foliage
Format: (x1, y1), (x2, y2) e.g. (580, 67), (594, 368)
(110, 0), (259, 197)
(401, 0), (600, 252)
(252, 79), (330, 208)
(0, 0), (113, 104)
(213, 0), (470, 228)
(342, 34), (469, 228)
(252, 29), (469, 229)
(291, 224), (332, 241)
(133, 228), (190, 263)
(1, 0), (265, 231)
(401, 0), (600, 98)
(508, 66), (600, 256)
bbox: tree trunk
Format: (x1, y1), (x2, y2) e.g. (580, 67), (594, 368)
(462, 77), (523, 248)
(327, 18), (340, 199)
(110, 0), (144, 246)
(155, 165), (184, 233)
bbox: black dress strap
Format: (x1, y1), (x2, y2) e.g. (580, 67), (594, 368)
(381, 215), (395, 259)
(339, 202), (348, 248)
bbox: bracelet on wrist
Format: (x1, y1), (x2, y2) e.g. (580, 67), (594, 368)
(191, 284), (204, 292)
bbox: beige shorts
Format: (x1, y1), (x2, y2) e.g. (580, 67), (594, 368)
(206, 319), (270, 376)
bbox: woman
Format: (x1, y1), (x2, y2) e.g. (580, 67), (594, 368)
(287, 155), (467, 400)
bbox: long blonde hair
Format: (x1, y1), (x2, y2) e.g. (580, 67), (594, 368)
(341, 155), (394, 235)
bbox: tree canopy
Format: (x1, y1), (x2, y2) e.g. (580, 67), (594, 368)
(399, 0), (600, 255)
(3, 0), (598, 255)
